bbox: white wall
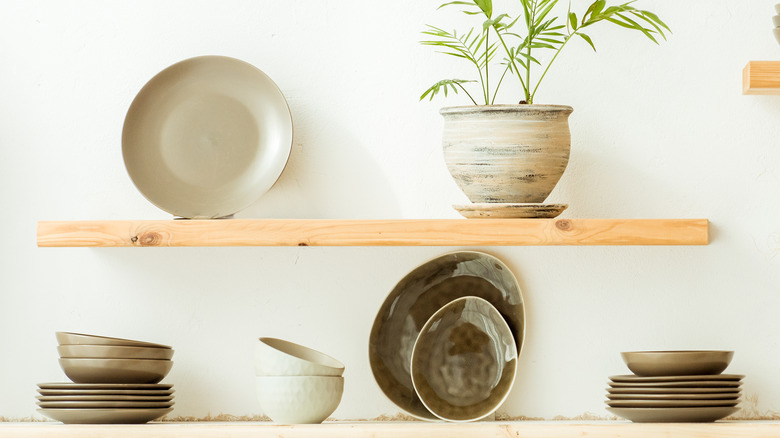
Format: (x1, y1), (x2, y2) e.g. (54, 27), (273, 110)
(1, 0), (779, 421)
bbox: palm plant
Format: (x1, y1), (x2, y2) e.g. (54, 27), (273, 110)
(420, 0), (669, 105)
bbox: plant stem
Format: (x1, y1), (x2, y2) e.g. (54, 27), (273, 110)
(491, 64), (512, 104)
(484, 29), (490, 104)
(456, 82), (479, 105)
(493, 30), (528, 98)
(530, 32), (574, 103)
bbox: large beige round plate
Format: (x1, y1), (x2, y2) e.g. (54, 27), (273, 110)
(123, 55), (293, 219)
(607, 406), (738, 423)
(369, 251), (525, 420)
(38, 408), (173, 424)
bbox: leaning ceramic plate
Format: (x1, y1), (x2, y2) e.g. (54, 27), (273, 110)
(369, 251), (525, 420)
(610, 374), (744, 383)
(411, 296), (517, 422)
(607, 386), (740, 395)
(606, 406), (738, 423)
(606, 399), (738, 408)
(38, 407), (173, 424)
(122, 55), (293, 219)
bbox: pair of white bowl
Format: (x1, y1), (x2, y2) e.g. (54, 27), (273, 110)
(773, 4), (780, 44)
(56, 332), (173, 384)
(254, 337), (345, 424)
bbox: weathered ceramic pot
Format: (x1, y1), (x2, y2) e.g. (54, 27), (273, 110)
(440, 105), (573, 203)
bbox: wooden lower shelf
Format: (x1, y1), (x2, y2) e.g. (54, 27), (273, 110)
(36, 219), (709, 247)
(1, 421), (778, 438)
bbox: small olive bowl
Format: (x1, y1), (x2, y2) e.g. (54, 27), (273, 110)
(621, 350), (734, 377)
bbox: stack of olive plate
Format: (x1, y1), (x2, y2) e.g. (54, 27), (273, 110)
(606, 374), (742, 422)
(36, 383), (174, 424)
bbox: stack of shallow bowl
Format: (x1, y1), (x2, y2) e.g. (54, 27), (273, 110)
(254, 337), (345, 424)
(606, 350), (742, 422)
(37, 332), (175, 424)
(369, 251), (525, 422)
(773, 4), (780, 44)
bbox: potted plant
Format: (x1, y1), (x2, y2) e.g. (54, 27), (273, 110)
(421, 0), (669, 217)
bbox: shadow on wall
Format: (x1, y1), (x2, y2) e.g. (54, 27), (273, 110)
(239, 99), (402, 219)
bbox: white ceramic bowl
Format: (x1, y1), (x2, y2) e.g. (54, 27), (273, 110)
(58, 345), (174, 360)
(774, 27), (780, 45)
(776, 3), (780, 14)
(773, 14), (780, 27)
(255, 376), (343, 424)
(59, 358), (173, 384)
(254, 337), (344, 376)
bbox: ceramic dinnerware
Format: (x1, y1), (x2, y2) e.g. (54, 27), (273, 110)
(620, 351), (733, 377)
(37, 400), (174, 409)
(606, 399), (738, 408)
(453, 203), (567, 219)
(606, 393), (739, 401)
(369, 251), (524, 420)
(38, 407), (173, 424)
(411, 296), (517, 422)
(610, 374), (743, 383)
(58, 358), (173, 384)
(607, 406), (738, 423)
(773, 14), (780, 27)
(58, 345), (174, 360)
(122, 55), (293, 219)
(607, 386), (740, 394)
(37, 395), (174, 402)
(55, 332), (171, 349)
(609, 380), (742, 388)
(38, 383), (173, 390)
(255, 376), (343, 424)
(254, 337), (344, 377)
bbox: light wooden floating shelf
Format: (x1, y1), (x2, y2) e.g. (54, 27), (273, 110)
(743, 61), (780, 94)
(1, 421), (780, 438)
(36, 218), (709, 247)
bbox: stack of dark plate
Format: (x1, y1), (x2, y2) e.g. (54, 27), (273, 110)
(606, 350), (742, 422)
(37, 332), (175, 424)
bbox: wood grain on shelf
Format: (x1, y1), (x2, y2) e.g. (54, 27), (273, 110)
(36, 219), (709, 247)
(1, 421), (780, 438)
(743, 61), (780, 95)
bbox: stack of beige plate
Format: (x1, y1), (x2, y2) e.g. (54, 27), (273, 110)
(37, 332), (175, 424)
(606, 350), (742, 422)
